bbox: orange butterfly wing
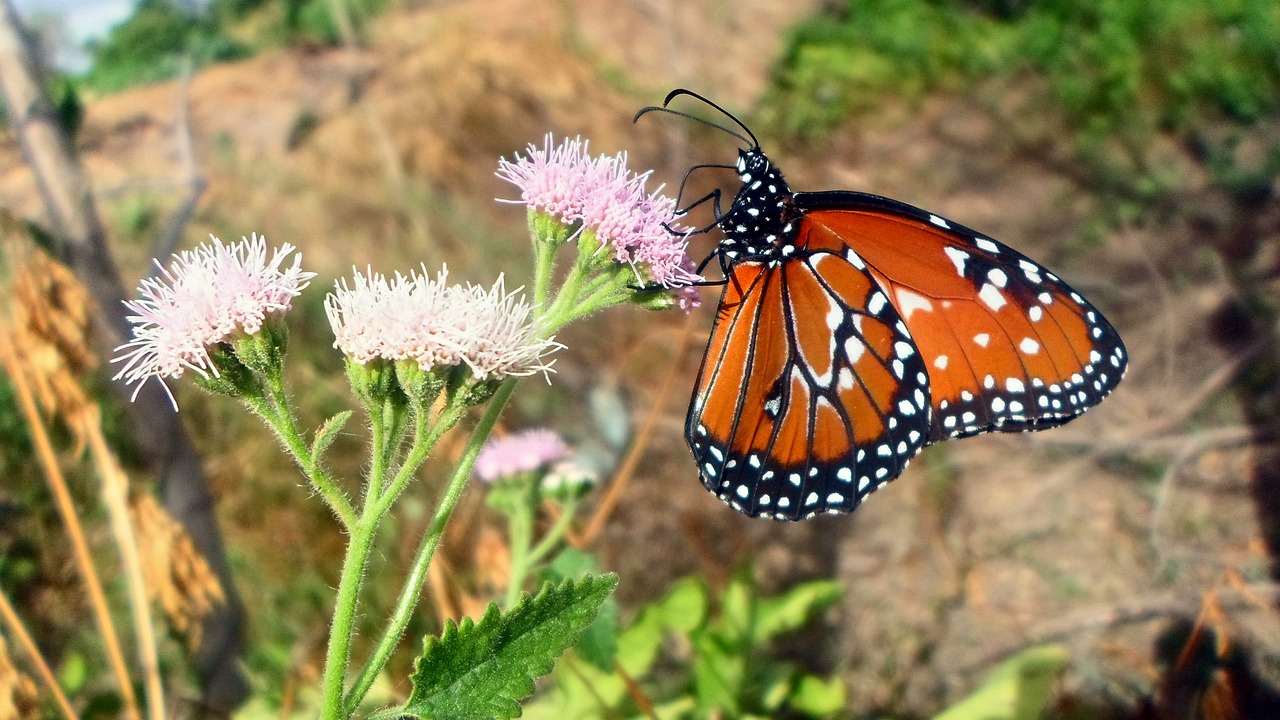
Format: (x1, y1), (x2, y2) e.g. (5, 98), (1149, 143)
(687, 246), (932, 520)
(794, 192), (1127, 443)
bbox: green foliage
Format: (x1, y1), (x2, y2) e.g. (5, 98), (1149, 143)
(766, 0), (1280, 219)
(387, 574), (619, 720)
(83, 0), (392, 93)
(541, 548), (620, 671)
(524, 571), (845, 719)
(85, 0), (250, 93)
(930, 645), (1068, 720)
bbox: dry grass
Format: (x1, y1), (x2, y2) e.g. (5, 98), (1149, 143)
(130, 492), (227, 653)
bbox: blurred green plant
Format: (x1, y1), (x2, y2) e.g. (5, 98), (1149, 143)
(84, 0), (250, 93)
(524, 571), (846, 719)
(83, 0), (391, 93)
(931, 645), (1068, 720)
(765, 0), (1280, 221)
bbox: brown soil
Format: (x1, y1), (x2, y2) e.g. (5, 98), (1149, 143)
(6, 0), (1277, 716)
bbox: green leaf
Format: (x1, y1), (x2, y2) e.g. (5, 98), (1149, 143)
(541, 549), (618, 671)
(311, 410), (352, 460)
(931, 645), (1068, 720)
(718, 571), (754, 646)
(754, 579), (843, 643)
(545, 547), (597, 579)
(789, 673), (847, 717)
(395, 574), (619, 720)
(656, 576), (708, 634)
(693, 630), (743, 716)
(615, 603), (664, 676)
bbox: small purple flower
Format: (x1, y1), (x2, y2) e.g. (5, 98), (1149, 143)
(497, 134), (702, 309)
(112, 234), (315, 408)
(474, 428), (570, 483)
(325, 266), (560, 380)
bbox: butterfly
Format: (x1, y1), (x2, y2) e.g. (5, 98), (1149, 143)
(637, 89), (1128, 521)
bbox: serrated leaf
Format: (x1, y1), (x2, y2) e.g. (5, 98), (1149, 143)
(396, 574), (619, 720)
(311, 410), (353, 460)
(540, 549), (617, 671)
(754, 579), (843, 643)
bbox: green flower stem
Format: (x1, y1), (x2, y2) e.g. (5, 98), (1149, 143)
(250, 387), (356, 529)
(503, 482), (537, 609)
(318, 494), (382, 720)
(372, 398), (468, 519)
(542, 230), (602, 324)
(366, 401), (389, 505)
(533, 238), (553, 309)
(526, 497), (578, 569)
(315, 392), (401, 718)
(342, 377), (519, 715)
(378, 398), (410, 493)
(550, 273), (636, 327)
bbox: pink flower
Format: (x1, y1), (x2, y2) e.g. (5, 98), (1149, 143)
(474, 428), (569, 483)
(325, 266), (560, 380)
(495, 135), (598, 221)
(497, 134), (702, 307)
(112, 234), (315, 408)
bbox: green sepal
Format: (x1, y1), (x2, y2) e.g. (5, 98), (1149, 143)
(345, 357), (398, 404)
(395, 360), (445, 407)
(192, 343), (262, 399)
(529, 211), (573, 249)
(233, 316), (288, 375)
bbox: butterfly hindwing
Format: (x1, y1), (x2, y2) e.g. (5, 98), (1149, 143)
(794, 191), (1127, 443)
(686, 248), (931, 520)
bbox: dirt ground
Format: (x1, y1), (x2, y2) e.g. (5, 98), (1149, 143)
(4, 0), (1278, 716)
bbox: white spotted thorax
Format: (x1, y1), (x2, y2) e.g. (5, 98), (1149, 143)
(717, 149), (796, 260)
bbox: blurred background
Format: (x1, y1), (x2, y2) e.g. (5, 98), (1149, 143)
(2, 0), (1280, 718)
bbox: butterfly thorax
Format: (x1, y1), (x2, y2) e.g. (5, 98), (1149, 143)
(717, 149), (797, 262)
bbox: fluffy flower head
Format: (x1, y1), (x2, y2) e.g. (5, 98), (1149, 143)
(474, 428), (570, 484)
(112, 234), (315, 407)
(325, 266), (560, 380)
(497, 134), (701, 308)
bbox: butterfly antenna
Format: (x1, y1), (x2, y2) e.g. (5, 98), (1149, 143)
(661, 88), (759, 148)
(632, 89), (752, 148)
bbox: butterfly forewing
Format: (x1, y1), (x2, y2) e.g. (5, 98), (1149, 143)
(687, 249), (931, 520)
(794, 191), (1128, 442)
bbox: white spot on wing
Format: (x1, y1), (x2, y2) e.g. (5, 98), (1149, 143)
(934, 354), (949, 370)
(973, 333), (990, 347)
(895, 287), (935, 320)
(845, 337), (866, 364)
(944, 247), (969, 276)
(979, 283), (1007, 311)
(1019, 337), (1040, 354)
